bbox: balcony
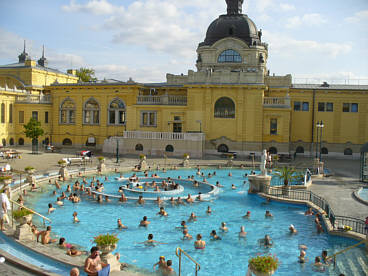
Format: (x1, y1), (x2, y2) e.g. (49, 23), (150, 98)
(15, 94), (52, 104)
(123, 131), (205, 141)
(137, 95), (187, 106)
(263, 97), (291, 108)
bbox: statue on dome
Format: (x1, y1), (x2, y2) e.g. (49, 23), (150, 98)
(226, 0), (244, 15)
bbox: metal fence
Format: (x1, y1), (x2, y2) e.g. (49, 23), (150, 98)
(268, 187), (366, 235)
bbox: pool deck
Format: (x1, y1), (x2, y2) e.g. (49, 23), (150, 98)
(1, 147), (367, 275)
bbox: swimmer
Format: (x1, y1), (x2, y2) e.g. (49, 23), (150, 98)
(48, 203), (55, 214)
(188, 212), (197, 222)
(117, 218), (128, 229)
(169, 197), (175, 205)
(321, 250), (331, 265)
(210, 230), (221, 240)
(260, 235), (273, 247)
(298, 250), (307, 263)
(157, 207), (168, 217)
(239, 226), (247, 238)
(265, 210), (273, 218)
(176, 197), (185, 205)
(316, 223), (324, 233)
(141, 234), (166, 245)
(314, 256), (324, 268)
(219, 222), (228, 232)
(243, 211), (251, 219)
(177, 220), (187, 230)
(137, 195), (145, 205)
(206, 206), (212, 214)
(228, 172), (232, 177)
(153, 256), (167, 271)
(215, 181), (223, 187)
(305, 207), (314, 216)
(56, 197), (64, 206)
(194, 234), (205, 249)
(196, 193), (203, 201)
(139, 216), (150, 227)
(67, 246), (82, 256)
(155, 196), (163, 206)
(289, 224), (297, 234)
(72, 211), (80, 223)
(119, 194), (127, 202)
(104, 195), (110, 202)
(231, 184), (236, 190)
(186, 194), (194, 203)
(182, 229), (192, 240)
(163, 260), (175, 276)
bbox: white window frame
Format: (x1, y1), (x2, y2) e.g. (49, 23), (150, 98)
(83, 98), (100, 125)
(140, 111), (157, 127)
(108, 98), (126, 126)
(60, 97), (76, 124)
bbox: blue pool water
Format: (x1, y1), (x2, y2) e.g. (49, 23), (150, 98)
(358, 188), (368, 201)
(26, 169), (366, 275)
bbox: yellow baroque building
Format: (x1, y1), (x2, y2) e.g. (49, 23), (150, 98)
(0, 0), (367, 159)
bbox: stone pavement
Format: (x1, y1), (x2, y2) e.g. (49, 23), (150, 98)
(0, 262), (37, 276)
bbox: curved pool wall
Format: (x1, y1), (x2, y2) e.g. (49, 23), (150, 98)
(0, 232), (80, 275)
(24, 168), (368, 276)
(354, 187), (368, 205)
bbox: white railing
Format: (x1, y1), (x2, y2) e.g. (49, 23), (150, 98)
(263, 97), (290, 108)
(137, 95), (187, 105)
(15, 94), (52, 104)
(123, 131), (205, 141)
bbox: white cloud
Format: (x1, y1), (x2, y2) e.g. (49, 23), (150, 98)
(286, 13), (327, 29)
(265, 31), (352, 58)
(280, 3), (295, 12)
(344, 10), (368, 23)
(255, 0), (274, 12)
(61, 0), (119, 15)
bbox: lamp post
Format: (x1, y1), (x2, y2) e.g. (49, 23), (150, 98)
(116, 137), (119, 163)
(315, 121), (320, 159)
(318, 121), (324, 161)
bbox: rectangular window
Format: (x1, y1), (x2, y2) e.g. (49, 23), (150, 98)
(118, 111), (125, 124)
(32, 111), (38, 120)
(293, 101), (301, 111)
(45, 111), (49, 124)
(302, 102), (309, 111)
(19, 111), (24, 123)
(141, 111), (157, 127)
(9, 104), (13, 123)
(318, 102), (325, 112)
(270, 118), (277, 135)
(342, 103), (350, 112)
(326, 102), (333, 112)
(109, 110), (115, 124)
(69, 110), (75, 123)
(351, 103), (358, 113)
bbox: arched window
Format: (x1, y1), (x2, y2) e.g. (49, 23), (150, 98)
(1, 103), (5, 123)
(344, 148), (352, 155)
(60, 98), (76, 124)
(218, 49), (242, 63)
(83, 98), (100, 124)
(321, 147), (328, 154)
(165, 145), (174, 152)
(18, 138), (24, 145)
(135, 144), (143, 151)
(269, 147), (277, 154)
(9, 104), (13, 123)
(296, 146), (304, 153)
(9, 138), (14, 145)
(108, 98), (126, 125)
(1, 139), (6, 146)
(217, 144), (229, 153)
(214, 97), (235, 118)
(63, 138), (72, 146)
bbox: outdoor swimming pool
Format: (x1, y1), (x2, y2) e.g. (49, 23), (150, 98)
(26, 168), (367, 275)
(358, 188), (368, 202)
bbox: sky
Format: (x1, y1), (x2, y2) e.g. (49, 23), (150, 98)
(0, 0), (367, 84)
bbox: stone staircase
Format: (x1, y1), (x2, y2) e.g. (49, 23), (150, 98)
(327, 245), (368, 275)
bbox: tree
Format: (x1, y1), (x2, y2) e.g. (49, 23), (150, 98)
(24, 118), (44, 154)
(273, 166), (297, 186)
(76, 67), (97, 82)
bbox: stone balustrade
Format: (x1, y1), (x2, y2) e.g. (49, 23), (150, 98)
(137, 95), (187, 105)
(123, 131), (205, 141)
(15, 94), (52, 104)
(263, 97), (291, 108)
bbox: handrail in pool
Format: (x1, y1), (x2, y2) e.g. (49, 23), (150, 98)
(328, 240), (366, 268)
(10, 199), (51, 227)
(176, 247), (200, 276)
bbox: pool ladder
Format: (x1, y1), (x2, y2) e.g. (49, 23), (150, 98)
(176, 247), (200, 276)
(328, 239), (366, 268)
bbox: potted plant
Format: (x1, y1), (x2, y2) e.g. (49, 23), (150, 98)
(12, 208), (33, 225)
(273, 166), (296, 196)
(24, 166), (35, 174)
(58, 159), (67, 167)
(248, 254), (279, 276)
(97, 156), (105, 163)
(139, 154), (146, 160)
(183, 153), (190, 160)
(93, 233), (119, 254)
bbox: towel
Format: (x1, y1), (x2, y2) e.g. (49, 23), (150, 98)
(98, 264), (110, 276)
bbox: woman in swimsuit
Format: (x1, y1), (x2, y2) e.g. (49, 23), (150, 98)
(194, 234), (206, 249)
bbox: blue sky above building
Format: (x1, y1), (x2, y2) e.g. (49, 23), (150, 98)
(0, 0), (367, 83)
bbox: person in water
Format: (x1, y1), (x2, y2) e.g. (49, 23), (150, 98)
(210, 230), (221, 240)
(194, 234), (206, 249)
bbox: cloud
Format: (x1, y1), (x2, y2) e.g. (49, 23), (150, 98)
(279, 3), (295, 12)
(344, 10), (368, 23)
(255, 0), (274, 12)
(265, 31), (352, 58)
(61, 0), (119, 15)
(286, 13), (327, 29)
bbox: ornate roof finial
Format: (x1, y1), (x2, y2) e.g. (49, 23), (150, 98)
(226, 0), (243, 15)
(38, 45), (48, 67)
(18, 40), (29, 63)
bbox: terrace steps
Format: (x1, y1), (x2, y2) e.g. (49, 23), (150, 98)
(328, 245), (368, 275)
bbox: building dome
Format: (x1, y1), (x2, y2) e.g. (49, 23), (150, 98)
(199, 0), (261, 47)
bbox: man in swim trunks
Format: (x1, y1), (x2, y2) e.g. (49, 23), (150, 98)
(182, 229), (192, 240)
(37, 226), (57, 244)
(139, 216), (150, 227)
(84, 246), (108, 276)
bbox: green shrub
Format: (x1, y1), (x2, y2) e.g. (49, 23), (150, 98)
(12, 208), (33, 219)
(249, 254), (279, 273)
(93, 233), (119, 246)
